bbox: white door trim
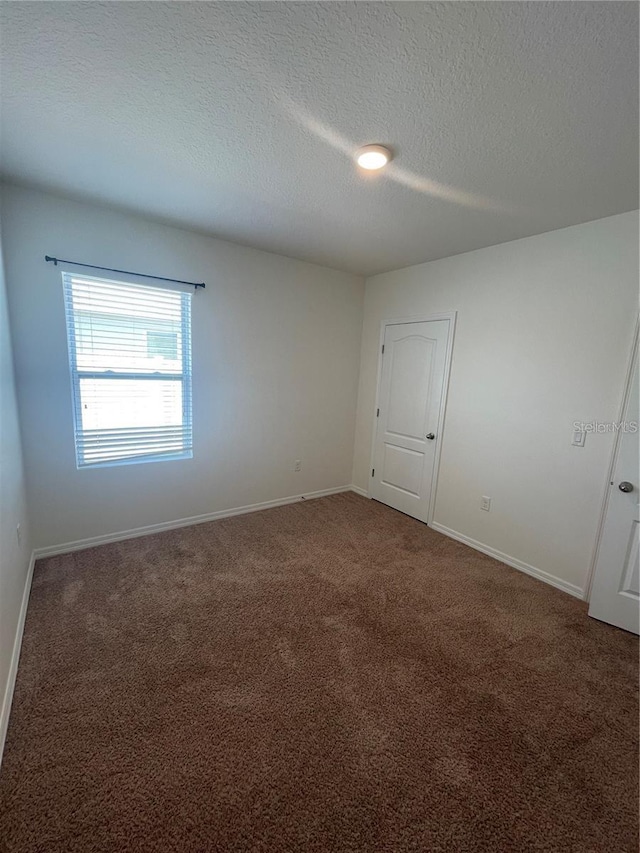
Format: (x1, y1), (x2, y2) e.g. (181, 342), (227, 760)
(367, 311), (457, 525)
(584, 317), (639, 602)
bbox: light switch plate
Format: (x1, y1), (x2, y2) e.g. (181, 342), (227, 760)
(572, 430), (586, 447)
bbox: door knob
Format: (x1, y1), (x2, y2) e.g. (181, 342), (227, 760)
(426, 433), (435, 440)
(619, 481), (634, 493)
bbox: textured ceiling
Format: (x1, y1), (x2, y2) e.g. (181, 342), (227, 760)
(1, 2), (637, 275)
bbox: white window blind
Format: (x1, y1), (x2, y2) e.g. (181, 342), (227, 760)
(62, 273), (193, 468)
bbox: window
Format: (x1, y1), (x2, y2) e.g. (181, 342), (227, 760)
(62, 273), (193, 468)
(146, 331), (178, 360)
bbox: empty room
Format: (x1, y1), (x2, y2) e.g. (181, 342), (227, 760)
(0, 2), (638, 851)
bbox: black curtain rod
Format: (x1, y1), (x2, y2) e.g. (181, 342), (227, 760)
(44, 256), (205, 289)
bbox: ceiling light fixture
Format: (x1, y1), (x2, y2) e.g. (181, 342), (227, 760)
(356, 144), (392, 171)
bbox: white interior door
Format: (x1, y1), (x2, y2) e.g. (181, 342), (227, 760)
(371, 320), (450, 524)
(588, 349), (639, 634)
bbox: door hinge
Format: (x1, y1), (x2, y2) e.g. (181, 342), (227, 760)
(381, 344), (385, 354)
(376, 408), (379, 417)
(371, 468), (375, 477)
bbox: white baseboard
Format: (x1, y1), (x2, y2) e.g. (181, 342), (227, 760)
(34, 485), (357, 559)
(349, 484), (369, 498)
(430, 521), (584, 600)
(0, 549), (36, 767)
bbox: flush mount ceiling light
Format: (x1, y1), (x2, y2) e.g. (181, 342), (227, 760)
(356, 144), (392, 171)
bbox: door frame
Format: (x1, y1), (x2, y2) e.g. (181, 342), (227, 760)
(367, 311), (457, 525)
(585, 317), (640, 602)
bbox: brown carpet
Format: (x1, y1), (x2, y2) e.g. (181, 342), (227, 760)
(0, 492), (637, 853)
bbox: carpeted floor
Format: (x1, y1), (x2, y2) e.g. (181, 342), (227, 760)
(0, 492), (637, 852)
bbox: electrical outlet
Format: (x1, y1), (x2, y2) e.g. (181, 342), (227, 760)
(480, 496), (491, 512)
(294, 459), (302, 472)
(16, 523), (21, 545)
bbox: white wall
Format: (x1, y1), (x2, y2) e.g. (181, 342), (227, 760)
(1, 184), (364, 549)
(0, 208), (32, 751)
(353, 212), (639, 595)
